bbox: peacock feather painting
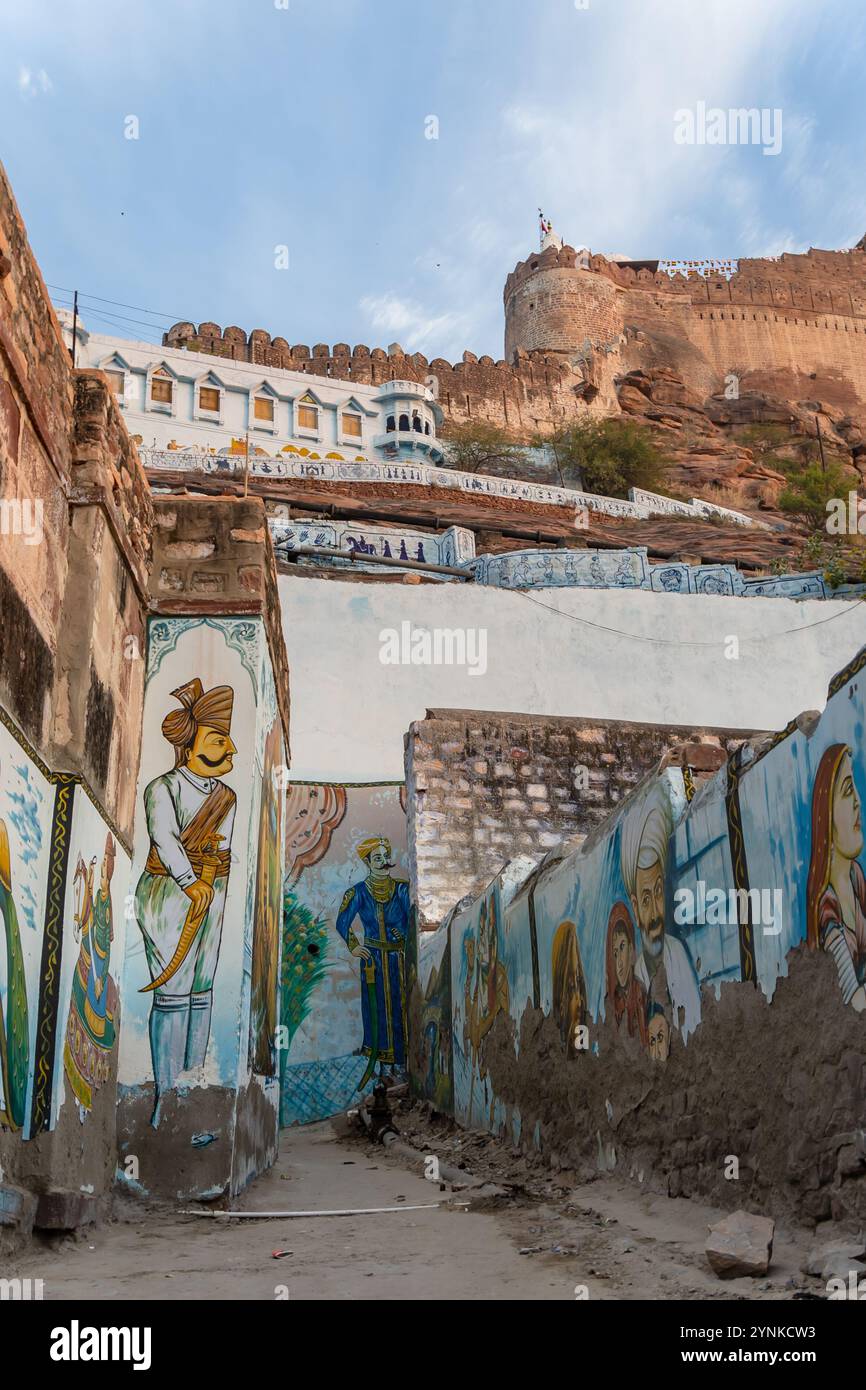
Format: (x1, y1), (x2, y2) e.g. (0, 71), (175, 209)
(0, 808), (30, 1131)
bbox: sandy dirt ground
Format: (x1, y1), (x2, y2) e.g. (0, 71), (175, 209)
(10, 1106), (827, 1302)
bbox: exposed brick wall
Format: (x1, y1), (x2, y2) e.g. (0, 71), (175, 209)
(0, 161), (153, 831)
(161, 328), (611, 432)
(504, 264), (623, 359)
(0, 163), (73, 747)
(405, 709), (756, 932)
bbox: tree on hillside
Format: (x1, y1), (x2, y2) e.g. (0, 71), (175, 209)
(439, 420), (528, 474)
(543, 418), (670, 497)
(778, 461), (854, 532)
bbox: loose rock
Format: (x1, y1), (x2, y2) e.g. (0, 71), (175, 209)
(705, 1210), (775, 1279)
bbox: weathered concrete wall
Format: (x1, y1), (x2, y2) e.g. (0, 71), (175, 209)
(278, 570), (866, 783)
(410, 643), (866, 1229)
(405, 709), (744, 932)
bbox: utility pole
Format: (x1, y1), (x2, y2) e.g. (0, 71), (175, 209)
(70, 289), (78, 368)
(243, 430), (250, 497)
(816, 415), (827, 474)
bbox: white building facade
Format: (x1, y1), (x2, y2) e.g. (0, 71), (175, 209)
(61, 313), (444, 468)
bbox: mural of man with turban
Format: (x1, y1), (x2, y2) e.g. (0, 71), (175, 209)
(620, 787), (701, 1042)
(134, 678), (237, 1126)
(807, 742), (866, 1009)
(336, 836), (411, 1087)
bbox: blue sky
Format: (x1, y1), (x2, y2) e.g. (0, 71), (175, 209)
(2, 0), (864, 362)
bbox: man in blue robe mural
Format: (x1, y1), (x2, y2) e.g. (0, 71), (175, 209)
(336, 837), (411, 1088)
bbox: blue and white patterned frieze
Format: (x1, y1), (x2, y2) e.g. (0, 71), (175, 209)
(471, 546), (866, 601)
(138, 448), (649, 523)
(137, 447), (767, 532)
(268, 516), (475, 575)
(470, 547), (650, 589)
(629, 486), (768, 530)
(688, 497), (769, 530)
(629, 487), (703, 519)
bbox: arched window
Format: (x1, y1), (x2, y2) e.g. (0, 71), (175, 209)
(398, 413), (410, 432)
(386, 415), (395, 432)
(412, 413), (422, 432)
(424, 420), (431, 435)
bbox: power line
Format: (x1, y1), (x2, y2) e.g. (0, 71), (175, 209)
(514, 586), (866, 647)
(45, 282), (186, 324)
(50, 297), (171, 336)
(49, 298), (391, 390)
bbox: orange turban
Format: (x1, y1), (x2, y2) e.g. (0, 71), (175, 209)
(357, 837), (390, 862)
(162, 679), (234, 767)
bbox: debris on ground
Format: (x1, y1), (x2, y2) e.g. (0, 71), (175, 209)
(705, 1210), (775, 1279)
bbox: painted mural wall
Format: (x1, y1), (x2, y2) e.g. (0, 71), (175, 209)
(117, 616), (284, 1198)
(280, 782), (411, 1125)
(413, 641), (866, 1219)
(54, 790), (131, 1131)
(407, 917), (453, 1116)
(0, 706), (131, 1157)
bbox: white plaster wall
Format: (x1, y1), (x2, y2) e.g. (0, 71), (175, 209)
(279, 574), (866, 782)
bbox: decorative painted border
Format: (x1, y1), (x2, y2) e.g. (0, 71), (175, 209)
(29, 775), (75, 1136)
(147, 616), (261, 689)
(724, 752), (757, 987)
(142, 446), (774, 532)
(140, 447), (650, 521)
(470, 545), (866, 602)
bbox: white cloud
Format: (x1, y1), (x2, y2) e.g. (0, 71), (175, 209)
(496, 0), (826, 259)
(359, 292), (475, 359)
(18, 66), (52, 98)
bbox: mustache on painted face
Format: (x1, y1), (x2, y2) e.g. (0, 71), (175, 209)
(198, 751), (233, 768)
(642, 916), (665, 955)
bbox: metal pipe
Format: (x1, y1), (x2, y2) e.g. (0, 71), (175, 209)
(276, 542), (471, 579)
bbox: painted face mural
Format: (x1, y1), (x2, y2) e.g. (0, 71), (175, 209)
(336, 835), (412, 1089)
(463, 887), (509, 1127)
(621, 788), (701, 1043)
(646, 1002), (671, 1062)
(63, 832), (119, 1112)
(605, 901), (648, 1046)
(807, 743), (866, 1010)
(134, 679), (238, 1127)
(551, 919), (587, 1057)
(0, 756), (31, 1132)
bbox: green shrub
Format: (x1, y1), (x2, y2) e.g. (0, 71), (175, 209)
(545, 418), (669, 497)
(777, 462), (853, 531)
(438, 421), (527, 474)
